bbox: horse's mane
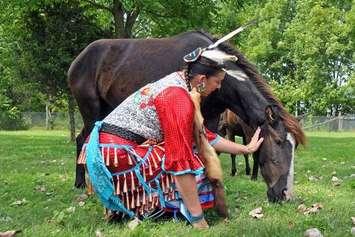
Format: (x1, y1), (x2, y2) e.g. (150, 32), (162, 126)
(194, 30), (306, 145)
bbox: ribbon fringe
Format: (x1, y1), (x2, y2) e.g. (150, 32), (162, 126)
(81, 139), (193, 217)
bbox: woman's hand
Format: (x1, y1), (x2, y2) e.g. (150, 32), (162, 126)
(245, 127), (264, 154)
(210, 127), (264, 155)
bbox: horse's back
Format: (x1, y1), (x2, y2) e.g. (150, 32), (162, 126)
(68, 32), (212, 101)
(68, 31), (211, 80)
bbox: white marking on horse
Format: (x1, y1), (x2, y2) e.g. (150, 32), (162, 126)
(200, 49), (248, 82)
(285, 132), (295, 200)
(225, 69), (249, 81)
(201, 49), (238, 65)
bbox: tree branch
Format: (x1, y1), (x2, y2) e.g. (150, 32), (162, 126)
(125, 8), (140, 34)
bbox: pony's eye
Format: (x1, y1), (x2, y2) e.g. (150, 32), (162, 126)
(276, 139), (282, 145)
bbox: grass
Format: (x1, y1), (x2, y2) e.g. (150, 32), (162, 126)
(0, 130), (354, 236)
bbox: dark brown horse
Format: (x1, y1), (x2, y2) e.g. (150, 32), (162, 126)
(217, 110), (259, 179)
(68, 31), (305, 204)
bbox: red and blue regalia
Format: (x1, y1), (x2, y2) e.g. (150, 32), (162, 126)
(78, 71), (221, 221)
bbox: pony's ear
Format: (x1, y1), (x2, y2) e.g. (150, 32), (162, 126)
(265, 105), (279, 125)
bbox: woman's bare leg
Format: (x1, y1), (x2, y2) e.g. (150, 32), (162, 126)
(174, 174), (208, 229)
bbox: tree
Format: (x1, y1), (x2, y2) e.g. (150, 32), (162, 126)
(223, 0), (354, 116)
(0, 1), (35, 129)
(81, 0), (221, 38)
(281, 0), (353, 115)
(0, 0), (108, 137)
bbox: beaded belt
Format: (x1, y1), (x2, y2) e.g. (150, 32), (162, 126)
(101, 122), (146, 144)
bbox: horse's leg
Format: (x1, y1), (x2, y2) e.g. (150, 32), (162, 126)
(227, 130), (237, 176)
(74, 91), (107, 188)
(244, 154), (251, 175)
(242, 136), (251, 176)
(251, 153), (259, 181)
(230, 154), (237, 176)
(75, 129), (86, 188)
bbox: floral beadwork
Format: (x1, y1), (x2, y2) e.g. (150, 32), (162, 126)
(103, 72), (188, 142)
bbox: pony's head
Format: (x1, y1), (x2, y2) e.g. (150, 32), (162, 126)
(258, 105), (302, 202)
(202, 42), (305, 202)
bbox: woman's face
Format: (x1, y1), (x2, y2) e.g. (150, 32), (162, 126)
(201, 71), (226, 96)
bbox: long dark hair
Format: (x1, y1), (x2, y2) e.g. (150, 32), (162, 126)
(183, 56), (224, 91)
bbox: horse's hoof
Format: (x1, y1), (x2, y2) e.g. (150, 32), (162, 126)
(212, 181), (229, 218)
(215, 201), (229, 218)
(74, 181), (86, 189)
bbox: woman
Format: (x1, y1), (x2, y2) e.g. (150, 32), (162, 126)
(78, 47), (264, 229)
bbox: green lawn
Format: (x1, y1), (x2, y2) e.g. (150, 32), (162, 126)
(0, 130), (354, 237)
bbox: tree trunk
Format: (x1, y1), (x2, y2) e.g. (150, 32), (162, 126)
(45, 102), (49, 129)
(338, 111), (343, 132)
(68, 93), (76, 142)
(83, 0), (138, 38)
(294, 101), (298, 117)
(112, 0), (139, 38)
(112, 0), (127, 38)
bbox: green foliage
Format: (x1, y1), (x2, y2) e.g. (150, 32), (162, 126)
(136, 0), (220, 37)
(20, 0), (108, 97)
(79, 0), (222, 37)
(0, 0), (107, 117)
(229, 0), (354, 115)
(0, 94), (29, 130)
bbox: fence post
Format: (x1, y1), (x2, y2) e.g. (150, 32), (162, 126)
(45, 103), (49, 130)
(338, 111), (343, 131)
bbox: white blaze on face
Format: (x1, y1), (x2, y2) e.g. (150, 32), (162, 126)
(285, 133), (295, 200)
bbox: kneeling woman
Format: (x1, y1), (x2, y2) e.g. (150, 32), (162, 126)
(78, 48), (263, 229)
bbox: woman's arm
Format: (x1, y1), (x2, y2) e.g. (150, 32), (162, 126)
(212, 127), (264, 155)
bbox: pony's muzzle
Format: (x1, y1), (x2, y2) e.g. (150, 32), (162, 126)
(283, 188), (294, 201)
(267, 187), (292, 202)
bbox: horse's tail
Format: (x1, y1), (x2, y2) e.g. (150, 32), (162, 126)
(67, 39), (112, 188)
